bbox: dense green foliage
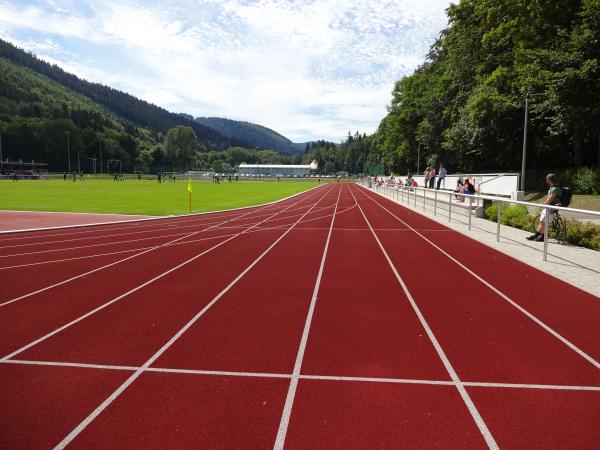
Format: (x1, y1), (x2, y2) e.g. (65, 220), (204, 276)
(196, 117), (304, 154)
(302, 133), (378, 175)
(376, 0), (600, 175)
(0, 178), (317, 216)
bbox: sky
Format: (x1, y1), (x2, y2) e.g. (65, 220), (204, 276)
(0, 0), (451, 142)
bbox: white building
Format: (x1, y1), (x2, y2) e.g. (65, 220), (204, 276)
(237, 160), (318, 176)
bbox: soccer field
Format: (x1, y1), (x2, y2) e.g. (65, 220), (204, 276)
(0, 178), (319, 216)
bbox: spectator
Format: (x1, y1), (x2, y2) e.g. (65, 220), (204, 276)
(458, 178), (475, 202)
(428, 166), (436, 189)
(454, 178), (464, 200)
(436, 164), (447, 190)
(423, 167), (431, 188)
(526, 173), (563, 242)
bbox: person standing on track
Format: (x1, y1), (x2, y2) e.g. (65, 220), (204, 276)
(526, 173), (563, 242)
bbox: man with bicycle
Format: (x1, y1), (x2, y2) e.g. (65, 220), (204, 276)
(526, 173), (563, 242)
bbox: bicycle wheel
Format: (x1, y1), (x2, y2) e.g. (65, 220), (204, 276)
(554, 216), (567, 244)
(531, 214), (540, 232)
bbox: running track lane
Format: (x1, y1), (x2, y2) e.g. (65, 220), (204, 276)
(0, 186), (328, 358)
(1, 182), (599, 448)
(12, 186), (336, 367)
(0, 185), (335, 449)
(281, 184), (490, 449)
(350, 184), (600, 448)
(50, 184), (339, 449)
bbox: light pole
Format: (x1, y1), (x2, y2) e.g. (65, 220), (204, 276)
(417, 141), (421, 174)
(521, 92), (545, 191)
(65, 131), (71, 173)
(77, 151), (81, 174)
(99, 141), (103, 175)
(0, 127), (3, 171)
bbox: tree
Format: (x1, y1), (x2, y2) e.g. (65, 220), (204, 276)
(164, 125), (198, 169)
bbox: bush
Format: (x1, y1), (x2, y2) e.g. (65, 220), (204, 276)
(570, 167), (600, 195)
(565, 220), (600, 251)
(485, 203), (533, 230)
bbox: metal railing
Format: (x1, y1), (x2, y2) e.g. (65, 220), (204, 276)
(363, 181), (600, 261)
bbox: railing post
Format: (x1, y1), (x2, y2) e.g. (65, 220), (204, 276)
(496, 201), (501, 242)
(434, 190), (437, 216)
(448, 192), (452, 222)
(468, 196), (473, 230)
(543, 206), (550, 261)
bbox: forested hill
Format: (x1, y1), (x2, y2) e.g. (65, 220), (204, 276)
(196, 117), (304, 154)
(0, 39), (249, 150)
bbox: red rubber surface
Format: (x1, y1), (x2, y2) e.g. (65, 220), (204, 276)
(1, 183), (598, 449)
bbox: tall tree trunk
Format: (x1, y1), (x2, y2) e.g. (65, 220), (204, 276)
(597, 131), (600, 168)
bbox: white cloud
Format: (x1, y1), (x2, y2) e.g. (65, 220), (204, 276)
(0, 0), (452, 141)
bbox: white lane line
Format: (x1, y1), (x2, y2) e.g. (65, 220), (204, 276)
(0, 184), (323, 237)
(273, 185), (342, 450)
(0, 187), (329, 363)
(0, 187), (324, 308)
(348, 185), (499, 450)
(0, 230), (195, 258)
(299, 374), (453, 386)
(360, 185), (600, 372)
(52, 185), (336, 449)
(4, 359), (600, 391)
(0, 202), (333, 249)
(0, 231), (198, 308)
(0, 207), (307, 258)
(0, 200), (352, 271)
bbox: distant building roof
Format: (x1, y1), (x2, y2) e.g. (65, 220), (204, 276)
(238, 160), (318, 170)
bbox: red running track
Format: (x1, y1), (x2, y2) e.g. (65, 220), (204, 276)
(0, 183), (599, 449)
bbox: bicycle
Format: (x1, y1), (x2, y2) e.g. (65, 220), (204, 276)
(532, 209), (567, 245)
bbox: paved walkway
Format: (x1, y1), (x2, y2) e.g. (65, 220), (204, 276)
(0, 210), (155, 232)
(368, 185), (600, 298)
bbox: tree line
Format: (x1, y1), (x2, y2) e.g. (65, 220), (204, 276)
(376, 0), (600, 175)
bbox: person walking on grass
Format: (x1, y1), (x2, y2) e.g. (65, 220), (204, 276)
(526, 173), (563, 242)
(436, 164), (447, 190)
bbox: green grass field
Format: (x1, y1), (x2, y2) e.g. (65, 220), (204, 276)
(0, 179), (318, 216)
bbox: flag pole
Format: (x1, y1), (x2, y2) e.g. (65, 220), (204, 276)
(188, 178), (192, 213)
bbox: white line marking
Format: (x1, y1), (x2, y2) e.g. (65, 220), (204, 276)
(0, 188), (324, 308)
(4, 358), (600, 391)
(360, 185), (600, 371)
(0, 230), (195, 258)
(52, 185), (335, 449)
(348, 185), (499, 450)
(273, 185), (341, 450)
(0, 201), (354, 270)
(0, 184), (323, 236)
(0, 187), (329, 362)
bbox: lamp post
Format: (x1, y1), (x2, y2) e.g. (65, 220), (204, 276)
(65, 131), (71, 173)
(0, 128), (3, 171)
(521, 92), (545, 192)
(417, 141), (421, 174)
